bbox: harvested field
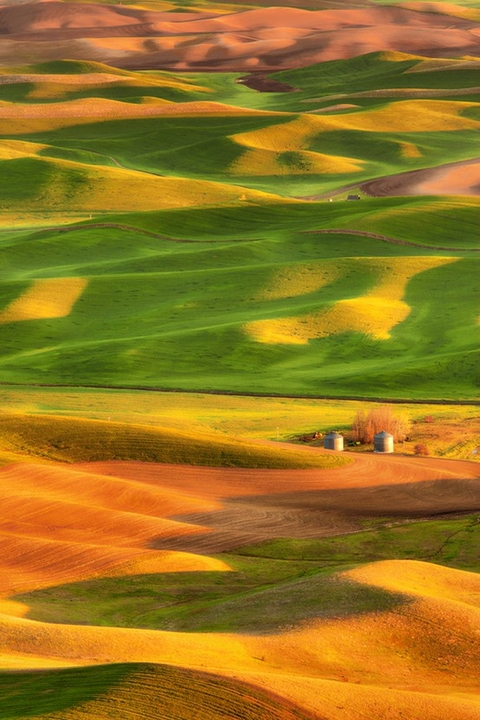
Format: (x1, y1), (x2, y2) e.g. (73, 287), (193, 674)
(73, 453), (480, 496)
(0, 463), (227, 593)
(1, 451), (479, 590)
(70, 454), (480, 553)
(151, 477), (480, 553)
(0, 559), (479, 720)
(362, 157), (480, 197)
(1, 4), (480, 70)
(0, 450), (479, 718)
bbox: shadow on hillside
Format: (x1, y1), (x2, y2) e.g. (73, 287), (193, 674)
(15, 568), (411, 635)
(152, 478), (480, 554)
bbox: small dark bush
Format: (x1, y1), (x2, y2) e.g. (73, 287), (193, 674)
(414, 443), (430, 456)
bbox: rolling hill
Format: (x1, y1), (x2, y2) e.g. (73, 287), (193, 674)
(0, 454), (479, 719)
(0, 196), (478, 399)
(0, 0), (479, 718)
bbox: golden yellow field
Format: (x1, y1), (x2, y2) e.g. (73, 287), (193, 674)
(0, 155), (293, 212)
(229, 146), (363, 176)
(245, 257), (456, 343)
(0, 278), (88, 323)
(0, 99), (278, 135)
(231, 101), (480, 147)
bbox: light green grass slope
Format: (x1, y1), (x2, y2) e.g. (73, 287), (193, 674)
(0, 54), (478, 400)
(0, 198), (478, 400)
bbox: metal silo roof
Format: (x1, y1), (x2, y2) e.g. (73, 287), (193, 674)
(374, 430), (393, 438)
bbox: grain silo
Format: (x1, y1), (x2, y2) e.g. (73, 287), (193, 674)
(324, 432), (344, 451)
(374, 430), (394, 454)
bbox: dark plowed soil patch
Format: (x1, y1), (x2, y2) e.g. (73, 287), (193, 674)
(72, 455), (480, 553)
(152, 478), (480, 553)
(236, 74), (298, 93)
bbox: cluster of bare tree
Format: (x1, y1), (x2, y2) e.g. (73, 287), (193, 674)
(351, 405), (410, 444)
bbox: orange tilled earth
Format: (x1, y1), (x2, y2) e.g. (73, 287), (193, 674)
(1, 453), (480, 719)
(1, 1), (480, 69)
(362, 157), (480, 198)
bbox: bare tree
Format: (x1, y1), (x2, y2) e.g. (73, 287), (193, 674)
(351, 409), (367, 443)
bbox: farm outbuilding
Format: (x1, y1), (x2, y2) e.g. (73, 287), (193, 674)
(324, 431), (344, 451)
(374, 430), (394, 454)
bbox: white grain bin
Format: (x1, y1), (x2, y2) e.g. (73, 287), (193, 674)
(324, 431), (344, 451)
(374, 430), (394, 454)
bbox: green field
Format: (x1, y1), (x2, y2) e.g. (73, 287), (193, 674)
(0, 385), (477, 463)
(0, 411), (349, 468)
(2, 52), (479, 198)
(0, 48), (479, 401)
(0, 197), (478, 399)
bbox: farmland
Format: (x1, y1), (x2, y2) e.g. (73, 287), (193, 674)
(0, 197), (478, 399)
(0, 0), (479, 717)
(0, 49), (479, 399)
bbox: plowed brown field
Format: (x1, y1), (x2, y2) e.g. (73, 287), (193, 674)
(1, 3), (479, 70)
(1, 451), (479, 718)
(2, 451), (479, 589)
(362, 157), (480, 197)
(68, 453), (480, 552)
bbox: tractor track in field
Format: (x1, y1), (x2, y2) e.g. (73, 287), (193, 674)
(303, 228), (480, 252)
(35, 222), (198, 243)
(16, 221), (479, 252)
(74, 146), (166, 177)
(29, 222), (254, 244)
(0, 381), (478, 406)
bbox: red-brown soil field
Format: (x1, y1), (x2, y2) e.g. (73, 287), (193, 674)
(362, 157), (480, 198)
(77, 454), (480, 550)
(1, 451), (479, 590)
(1, 2), (480, 69)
